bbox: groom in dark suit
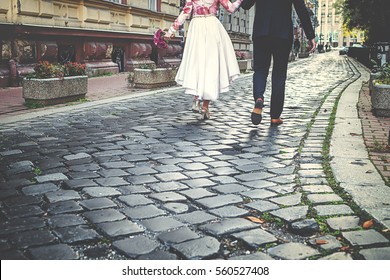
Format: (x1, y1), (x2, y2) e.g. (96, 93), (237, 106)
(241, 0), (316, 126)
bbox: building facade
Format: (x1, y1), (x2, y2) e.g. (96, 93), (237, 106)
(0, 0), (253, 87)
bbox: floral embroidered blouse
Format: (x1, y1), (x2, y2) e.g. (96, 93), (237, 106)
(167, 0), (243, 36)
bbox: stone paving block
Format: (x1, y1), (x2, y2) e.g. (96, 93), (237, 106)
(242, 189), (278, 199)
(48, 200), (83, 215)
(212, 183), (249, 194)
(101, 161), (134, 169)
(243, 180), (277, 189)
(97, 220), (144, 238)
(149, 192), (187, 203)
(269, 193), (302, 206)
(307, 193), (343, 204)
(28, 244), (78, 260)
(180, 188), (216, 200)
(163, 203), (189, 214)
(53, 225), (101, 244)
(200, 218), (258, 236)
(172, 236), (220, 260)
(68, 171), (100, 179)
(229, 252), (274, 260)
(301, 185), (334, 193)
(318, 252), (353, 260)
(137, 250), (178, 260)
(179, 162), (208, 171)
(97, 169), (129, 178)
(270, 206), (309, 222)
(63, 179), (98, 190)
(35, 173), (68, 183)
(157, 227), (200, 244)
(183, 170), (212, 179)
(82, 187), (121, 198)
(314, 204), (354, 216)
(0, 217), (45, 235)
(155, 172), (188, 182)
(5, 204), (44, 219)
(79, 197), (117, 211)
(64, 152), (91, 161)
(268, 243), (320, 260)
(48, 214), (87, 228)
(126, 166), (158, 175)
(45, 190), (81, 203)
(268, 174), (296, 184)
(290, 219), (319, 235)
(153, 165), (183, 173)
(21, 182), (59, 196)
(232, 228), (278, 247)
(149, 181), (189, 192)
(209, 167), (240, 176)
(10, 229), (56, 249)
(83, 209), (126, 224)
(209, 206), (249, 218)
(123, 204), (166, 220)
(95, 177), (130, 187)
(326, 216), (360, 230)
(3, 195), (42, 207)
(309, 235), (342, 251)
(267, 184), (296, 195)
(176, 210), (217, 225)
(0, 250), (27, 260)
(113, 236), (160, 258)
(196, 194), (242, 209)
(245, 200), (279, 212)
(0, 149), (23, 156)
(342, 230), (389, 246)
(140, 216), (184, 232)
(235, 172), (275, 182)
(117, 185), (150, 194)
(235, 164), (264, 172)
(359, 247), (390, 260)
(183, 178), (216, 188)
(118, 194), (154, 207)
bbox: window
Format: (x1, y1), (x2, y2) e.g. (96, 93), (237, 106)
(149, 0), (157, 11)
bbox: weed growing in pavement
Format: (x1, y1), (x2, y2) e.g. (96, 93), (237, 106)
(33, 167), (41, 175)
(24, 100), (45, 109)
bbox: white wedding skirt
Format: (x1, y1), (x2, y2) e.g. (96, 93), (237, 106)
(175, 15), (240, 101)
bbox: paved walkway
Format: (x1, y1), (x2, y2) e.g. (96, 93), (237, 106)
(0, 52), (389, 260)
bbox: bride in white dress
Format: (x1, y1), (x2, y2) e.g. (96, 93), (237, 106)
(165, 0), (243, 119)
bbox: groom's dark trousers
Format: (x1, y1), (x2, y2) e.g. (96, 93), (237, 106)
(241, 0), (315, 119)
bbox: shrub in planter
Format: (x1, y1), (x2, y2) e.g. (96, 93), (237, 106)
(23, 61), (88, 106)
(371, 62), (390, 117)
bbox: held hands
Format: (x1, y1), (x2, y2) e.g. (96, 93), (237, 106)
(163, 28), (175, 41)
(308, 38), (317, 53)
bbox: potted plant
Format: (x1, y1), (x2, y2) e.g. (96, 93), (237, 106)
(371, 62), (390, 117)
(236, 51), (249, 73)
(23, 61), (88, 106)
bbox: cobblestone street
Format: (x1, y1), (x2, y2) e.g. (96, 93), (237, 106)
(0, 52), (389, 260)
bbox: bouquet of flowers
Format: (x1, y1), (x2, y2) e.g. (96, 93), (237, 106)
(153, 29), (168, 49)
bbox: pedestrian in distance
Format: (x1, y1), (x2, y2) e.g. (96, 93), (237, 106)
(241, 0), (316, 126)
(293, 38), (300, 57)
(164, 0), (243, 120)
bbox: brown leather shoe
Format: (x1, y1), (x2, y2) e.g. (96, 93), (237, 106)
(270, 118), (283, 126)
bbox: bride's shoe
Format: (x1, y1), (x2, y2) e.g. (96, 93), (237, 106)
(201, 107), (210, 120)
(191, 99), (201, 113)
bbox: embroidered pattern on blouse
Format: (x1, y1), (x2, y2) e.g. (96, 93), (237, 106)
(169, 0), (243, 34)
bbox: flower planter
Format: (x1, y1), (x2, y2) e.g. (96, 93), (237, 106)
(298, 52), (309, 58)
(372, 83), (390, 117)
(237, 59), (250, 73)
(369, 72), (381, 95)
(23, 76), (88, 106)
(133, 68), (177, 89)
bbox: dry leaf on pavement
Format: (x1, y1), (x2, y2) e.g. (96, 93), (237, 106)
(315, 239), (329, 245)
(245, 216), (265, 224)
(362, 220), (374, 229)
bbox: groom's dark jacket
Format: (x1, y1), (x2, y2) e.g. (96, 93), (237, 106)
(241, 0), (315, 40)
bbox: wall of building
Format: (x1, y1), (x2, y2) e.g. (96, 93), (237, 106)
(0, 0), (253, 87)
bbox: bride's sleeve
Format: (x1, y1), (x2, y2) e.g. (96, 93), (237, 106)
(219, 0), (243, 13)
(166, 0), (194, 36)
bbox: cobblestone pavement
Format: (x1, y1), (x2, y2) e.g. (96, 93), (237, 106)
(0, 52), (389, 260)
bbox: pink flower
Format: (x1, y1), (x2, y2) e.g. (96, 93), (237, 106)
(153, 29), (168, 49)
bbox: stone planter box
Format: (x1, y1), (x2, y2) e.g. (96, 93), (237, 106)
(369, 72), (381, 95)
(133, 68), (177, 89)
(372, 82), (390, 117)
(298, 52), (310, 58)
(23, 76), (88, 106)
(238, 59), (251, 73)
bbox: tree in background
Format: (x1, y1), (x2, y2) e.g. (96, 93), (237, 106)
(335, 0), (390, 44)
